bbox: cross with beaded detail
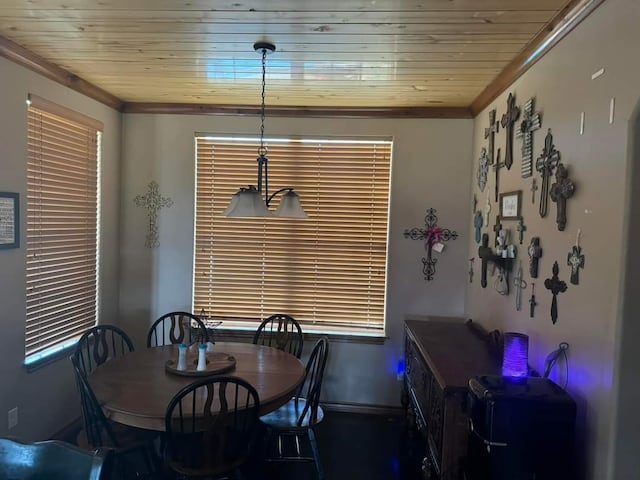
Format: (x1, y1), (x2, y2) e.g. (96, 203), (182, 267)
(404, 208), (458, 281)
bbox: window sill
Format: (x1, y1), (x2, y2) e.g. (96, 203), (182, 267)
(211, 326), (387, 345)
(24, 342), (76, 373)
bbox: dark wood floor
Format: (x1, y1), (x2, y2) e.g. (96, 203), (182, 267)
(245, 411), (424, 480)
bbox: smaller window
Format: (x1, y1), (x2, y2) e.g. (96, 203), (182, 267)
(25, 95), (103, 365)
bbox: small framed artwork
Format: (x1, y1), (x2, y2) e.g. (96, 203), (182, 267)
(0, 192), (19, 249)
(499, 190), (522, 220)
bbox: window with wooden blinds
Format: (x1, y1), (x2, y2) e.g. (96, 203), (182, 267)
(194, 137), (392, 336)
(25, 95), (102, 363)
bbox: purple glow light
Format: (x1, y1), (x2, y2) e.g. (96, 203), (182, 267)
(502, 332), (529, 378)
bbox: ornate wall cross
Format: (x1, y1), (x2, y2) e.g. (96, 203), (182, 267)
(513, 261), (528, 311)
(492, 148), (505, 202)
(530, 178), (538, 204)
(473, 211), (483, 244)
(477, 147), (489, 192)
(492, 215), (502, 247)
(478, 233), (491, 288)
(501, 92), (520, 170)
(483, 197), (491, 227)
(550, 163), (575, 231)
(535, 129), (561, 218)
(529, 283), (537, 318)
(567, 229), (585, 285)
(528, 237), (543, 278)
(134, 181), (174, 248)
(404, 208), (458, 281)
(468, 258), (475, 283)
(516, 217), (526, 245)
(516, 97), (542, 178)
(484, 108), (500, 165)
(544, 261), (568, 324)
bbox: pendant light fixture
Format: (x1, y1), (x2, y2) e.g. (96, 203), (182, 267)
(223, 42), (307, 218)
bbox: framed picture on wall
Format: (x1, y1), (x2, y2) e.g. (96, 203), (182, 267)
(0, 192), (19, 249)
(499, 190), (521, 220)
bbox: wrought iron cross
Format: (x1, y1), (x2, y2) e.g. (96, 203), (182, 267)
(550, 163), (575, 231)
(134, 181), (174, 248)
(501, 92), (520, 170)
(535, 129), (561, 218)
(477, 147), (489, 192)
(516, 97), (542, 178)
(567, 230), (585, 285)
(484, 108), (499, 165)
(492, 148), (505, 202)
(528, 237), (543, 278)
(513, 261), (528, 311)
(530, 178), (538, 204)
(404, 208), (458, 281)
(516, 217), (526, 245)
(544, 261), (568, 325)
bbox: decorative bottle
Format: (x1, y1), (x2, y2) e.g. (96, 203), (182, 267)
(177, 343), (187, 371)
(197, 343), (207, 371)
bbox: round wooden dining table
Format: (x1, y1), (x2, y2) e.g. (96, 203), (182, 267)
(89, 342), (306, 431)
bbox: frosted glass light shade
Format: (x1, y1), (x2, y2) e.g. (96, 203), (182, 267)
(275, 190), (307, 218)
(223, 189), (273, 217)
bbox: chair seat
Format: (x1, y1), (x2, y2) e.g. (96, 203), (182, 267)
(260, 398), (324, 430)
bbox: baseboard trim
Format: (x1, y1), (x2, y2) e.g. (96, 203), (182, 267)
(321, 402), (403, 416)
(50, 416), (82, 442)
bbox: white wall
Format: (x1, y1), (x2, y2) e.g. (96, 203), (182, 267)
(0, 56), (121, 439)
(465, 0), (640, 478)
(120, 114), (473, 406)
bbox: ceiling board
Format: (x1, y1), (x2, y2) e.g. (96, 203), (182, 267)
(0, 0), (576, 108)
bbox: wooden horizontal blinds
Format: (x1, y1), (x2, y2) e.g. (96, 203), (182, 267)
(194, 137), (392, 334)
(26, 101), (100, 359)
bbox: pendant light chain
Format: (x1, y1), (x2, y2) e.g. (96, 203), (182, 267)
(259, 47), (267, 157)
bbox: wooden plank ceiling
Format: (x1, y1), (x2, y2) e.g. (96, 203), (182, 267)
(0, 0), (571, 109)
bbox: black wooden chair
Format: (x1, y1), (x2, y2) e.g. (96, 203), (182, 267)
(73, 324), (134, 378)
(0, 437), (112, 480)
(252, 314), (304, 358)
(259, 337), (329, 479)
(147, 311), (209, 347)
(164, 376), (261, 479)
(70, 356), (159, 479)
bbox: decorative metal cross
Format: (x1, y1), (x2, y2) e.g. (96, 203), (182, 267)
(478, 233), (491, 289)
(516, 217), (527, 245)
(550, 163), (575, 231)
(528, 237), (543, 278)
(492, 215), (502, 248)
(530, 178), (538, 204)
(529, 283), (537, 318)
(477, 147), (489, 192)
(567, 230), (585, 285)
(404, 208), (458, 281)
(468, 258), (475, 283)
(134, 181), (174, 248)
(484, 108), (500, 165)
(516, 97), (542, 178)
(492, 148), (506, 202)
(544, 261), (568, 324)
(473, 211), (483, 244)
(472, 193), (477, 213)
(483, 197), (492, 227)
(535, 129), (561, 218)
(501, 92), (521, 170)
(513, 261), (528, 311)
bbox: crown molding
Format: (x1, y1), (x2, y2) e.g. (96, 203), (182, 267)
(0, 35), (123, 111)
(122, 102), (472, 119)
(470, 0), (606, 116)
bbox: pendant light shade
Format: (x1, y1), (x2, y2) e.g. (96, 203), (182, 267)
(275, 190), (307, 218)
(224, 187), (273, 217)
(222, 42), (306, 219)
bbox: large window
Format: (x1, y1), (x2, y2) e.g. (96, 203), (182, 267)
(194, 136), (392, 336)
(25, 95), (102, 364)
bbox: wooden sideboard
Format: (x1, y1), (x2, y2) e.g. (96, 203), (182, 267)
(402, 317), (501, 480)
